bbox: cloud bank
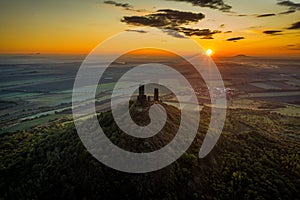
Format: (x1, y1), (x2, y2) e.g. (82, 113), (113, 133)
(122, 9), (222, 39)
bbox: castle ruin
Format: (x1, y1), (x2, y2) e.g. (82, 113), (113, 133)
(136, 85), (160, 107)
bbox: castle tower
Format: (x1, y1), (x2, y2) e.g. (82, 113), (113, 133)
(139, 85), (145, 96)
(137, 85), (148, 106)
(154, 88), (159, 101)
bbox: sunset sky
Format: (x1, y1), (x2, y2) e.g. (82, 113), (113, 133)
(0, 0), (300, 56)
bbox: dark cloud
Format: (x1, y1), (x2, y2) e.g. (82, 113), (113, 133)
(223, 31), (232, 33)
(277, 0), (299, 15)
(263, 30), (282, 35)
(226, 37), (244, 42)
(122, 9), (205, 27)
(256, 13), (276, 17)
(103, 1), (147, 12)
(125, 29), (148, 33)
(121, 9), (222, 39)
(277, 0), (300, 10)
(177, 27), (221, 38)
(279, 9), (296, 14)
(287, 21), (300, 29)
(122, 16), (164, 27)
(287, 44), (300, 50)
(104, 1), (132, 8)
(220, 24), (225, 28)
(165, 0), (232, 12)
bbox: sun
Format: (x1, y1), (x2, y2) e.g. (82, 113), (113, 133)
(206, 49), (213, 56)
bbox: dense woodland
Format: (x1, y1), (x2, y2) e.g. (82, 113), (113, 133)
(0, 105), (299, 199)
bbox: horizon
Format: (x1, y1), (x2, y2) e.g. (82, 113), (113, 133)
(1, 53), (300, 59)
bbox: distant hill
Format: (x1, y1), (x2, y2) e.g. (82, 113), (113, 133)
(232, 54), (252, 58)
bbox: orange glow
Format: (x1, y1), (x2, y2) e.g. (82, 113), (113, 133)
(128, 49), (178, 56)
(0, 1), (299, 57)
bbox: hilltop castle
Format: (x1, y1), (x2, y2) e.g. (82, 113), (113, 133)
(136, 85), (160, 107)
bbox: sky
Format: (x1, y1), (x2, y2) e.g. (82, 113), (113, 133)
(0, 0), (299, 56)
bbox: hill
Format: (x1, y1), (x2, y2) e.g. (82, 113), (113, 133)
(232, 54), (252, 59)
(0, 104), (299, 199)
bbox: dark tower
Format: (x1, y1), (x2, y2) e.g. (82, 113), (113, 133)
(154, 88), (159, 101)
(137, 85), (148, 106)
(139, 85), (145, 96)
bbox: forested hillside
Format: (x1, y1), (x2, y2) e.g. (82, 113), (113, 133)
(0, 105), (299, 199)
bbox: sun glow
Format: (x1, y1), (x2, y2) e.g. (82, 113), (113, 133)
(206, 49), (213, 56)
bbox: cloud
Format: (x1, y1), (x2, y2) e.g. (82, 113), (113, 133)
(227, 12), (249, 17)
(256, 13), (276, 17)
(263, 30), (282, 35)
(249, 26), (263, 29)
(125, 29), (148, 33)
(162, 29), (187, 38)
(121, 9), (222, 39)
(226, 37), (244, 42)
(122, 9), (205, 27)
(165, 0), (232, 12)
(104, 1), (132, 8)
(277, 0), (300, 10)
(177, 27), (221, 38)
(287, 21), (300, 29)
(279, 9), (296, 14)
(223, 31), (232, 33)
(103, 0), (147, 12)
(287, 44), (300, 50)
